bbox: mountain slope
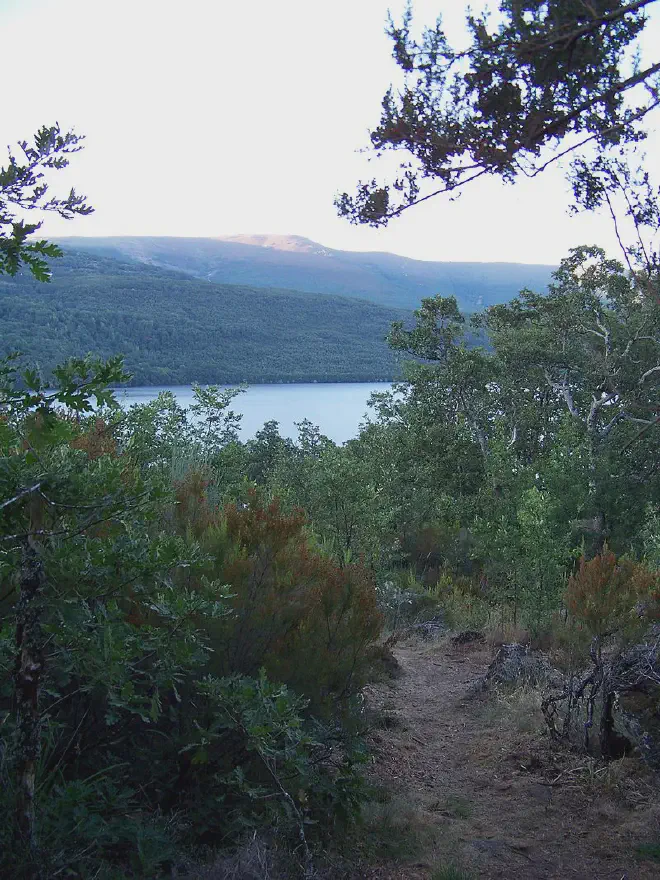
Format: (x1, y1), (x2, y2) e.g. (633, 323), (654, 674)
(53, 235), (555, 312)
(0, 250), (405, 385)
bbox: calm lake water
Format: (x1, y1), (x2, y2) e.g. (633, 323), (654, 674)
(115, 383), (392, 444)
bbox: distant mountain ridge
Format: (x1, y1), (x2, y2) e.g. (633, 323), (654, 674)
(53, 235), (556, 313)
(217, 234), (333, 255)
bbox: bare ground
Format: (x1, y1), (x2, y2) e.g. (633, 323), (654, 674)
(353, 635), (660, 880)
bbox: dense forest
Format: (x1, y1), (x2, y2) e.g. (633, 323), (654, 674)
(0, 250), (405, 384)
(2, 1), (660, 878)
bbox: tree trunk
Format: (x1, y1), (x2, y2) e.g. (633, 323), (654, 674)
(585, 432), (607, 556)
(600, 687), (632, 761)
(13, 537), (46, 860)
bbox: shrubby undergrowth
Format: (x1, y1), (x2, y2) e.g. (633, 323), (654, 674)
(0, 372), (379, 878)
(1, 245), (659, 877)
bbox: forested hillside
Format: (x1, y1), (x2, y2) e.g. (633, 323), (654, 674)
(53, 234), (555, 312)
(0, 250), (405, 384)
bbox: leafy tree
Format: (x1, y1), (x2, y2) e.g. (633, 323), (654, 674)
(355, 380), (485, 576)
(244, 420), (295, 485)
(0, 125), (92, 280)
(117, 390), (191, 468)
(474, 472), (569, 634)
(481, 245), (660, 544)
(337, 0), (660, 227)
(272, 439), (386, 567)
(388, 295), (497, 458)
(0, 354), (137, 855)
(366, 246), (659, 624)
(189, 383), (244, 455)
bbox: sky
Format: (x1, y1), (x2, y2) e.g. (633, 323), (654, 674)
(2, 0), (659, 264)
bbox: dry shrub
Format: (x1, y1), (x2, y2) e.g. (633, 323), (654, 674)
(546, 612), (593, 674)
(491, 684), (545, 733)
(484, 620), (532, 649)
(548, 548), (660, 675)
(543, 549), (660, 756)
(565, 547), (660, 641)
(70, 417), (117, 460)
(174, 466), (217, 535)
(357, 790), (433, 862)
(197, 492), (383, 711)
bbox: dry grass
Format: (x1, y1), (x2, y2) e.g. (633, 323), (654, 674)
(483, 620), (532, 649)
(430, 865), (474, 880)
(183, 834), (288, 880)
(483, 682), (546, 734)
(359, 637), (660, 879)
(359, 790), (437, 862)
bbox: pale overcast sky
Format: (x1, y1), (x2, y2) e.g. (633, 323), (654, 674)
(2, 0), (658, 264)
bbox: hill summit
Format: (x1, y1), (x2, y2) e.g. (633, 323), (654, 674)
(217, 234), (333, 255)
(53, 235), (556, 313)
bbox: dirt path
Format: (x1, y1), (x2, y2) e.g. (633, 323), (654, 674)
(358, 636), (660, 880)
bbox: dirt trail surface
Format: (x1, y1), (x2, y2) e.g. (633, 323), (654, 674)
(358, 636), (660, 880)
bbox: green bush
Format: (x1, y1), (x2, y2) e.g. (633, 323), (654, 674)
(0, 364), (372, 877)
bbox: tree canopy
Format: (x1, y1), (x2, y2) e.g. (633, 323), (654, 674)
(336, 0), (660, 234)
(0, 124), (92, 281)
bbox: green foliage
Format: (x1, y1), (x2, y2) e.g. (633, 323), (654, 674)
(271, 429), (388, 568)
(641, 504), (660, 567)
(473, 464), (569, 637)
(0, 125), (92, 279)
(344, 249), (660, 652)
(119, 390), (191, 467)
(114, 384), (245, 473)
(337, 1), (658, 225)
(353, 382), (485, 574)
(190, 383), (244, 455)
(0, 355), (375, 877)
(245, 419), (295, 485)
(484, 246), (659, 443)
(439, 581), (492, 633)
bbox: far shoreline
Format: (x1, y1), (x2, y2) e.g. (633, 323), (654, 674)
(110, 378), (399, 390)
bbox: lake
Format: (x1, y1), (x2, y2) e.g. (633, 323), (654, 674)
(115, 383), (392, 444)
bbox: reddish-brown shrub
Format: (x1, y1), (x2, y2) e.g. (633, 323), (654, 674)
(565, 547), (660, 639)
(198, 492), (383, 711)
(173, 467), (216, 536)
(71, 417), (117, 460)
